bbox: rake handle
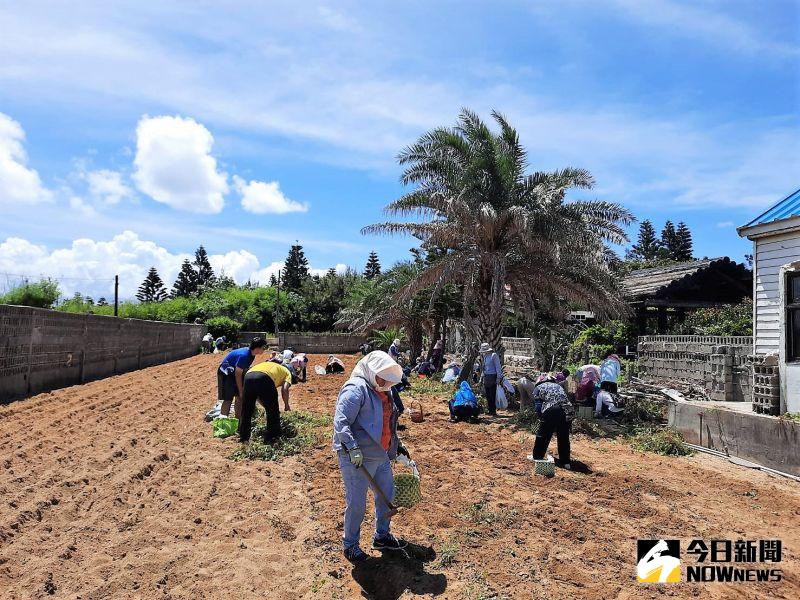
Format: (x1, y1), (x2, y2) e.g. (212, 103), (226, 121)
(358, 466), (398, 517)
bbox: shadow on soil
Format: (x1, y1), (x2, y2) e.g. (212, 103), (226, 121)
(351, 542), (447, 600)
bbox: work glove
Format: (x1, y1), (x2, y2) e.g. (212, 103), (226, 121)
(397, 443), (411, 459)
(348, 447), (364, 468)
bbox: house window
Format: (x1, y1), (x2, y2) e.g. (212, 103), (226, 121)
(787, 272), (800, 361)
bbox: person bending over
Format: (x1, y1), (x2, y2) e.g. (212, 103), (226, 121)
(531, 377), (576, 469)
(239, 358), (292, 444)
(449, 381), (480, 423)
(217, 337), (267, 418)
(326, 355), (346, 374)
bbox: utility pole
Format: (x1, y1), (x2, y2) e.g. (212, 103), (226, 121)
(114, 275), (119, 317)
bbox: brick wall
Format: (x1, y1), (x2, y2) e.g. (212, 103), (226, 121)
(277, 333), (367, 354)
(0, 305), (205, 403)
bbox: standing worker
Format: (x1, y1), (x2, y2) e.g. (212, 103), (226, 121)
(479, 343), (504, 416)
(217, 337), (267, 418)
(239, 357), (293, 444)
(332, 351), (412, 563)
(530, 376), (576, 469)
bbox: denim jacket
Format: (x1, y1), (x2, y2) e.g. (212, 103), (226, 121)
(332, 376), (399, 460)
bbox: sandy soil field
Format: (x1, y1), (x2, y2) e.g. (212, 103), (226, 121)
(1, 353), (798, 599)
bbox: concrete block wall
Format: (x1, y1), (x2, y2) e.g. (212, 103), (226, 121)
(277, 333), (368, 354)
(637, 335), (754, 402)
(0, 305), (205, 403)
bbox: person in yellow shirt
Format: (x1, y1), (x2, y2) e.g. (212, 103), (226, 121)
(239, 359), (292, 444)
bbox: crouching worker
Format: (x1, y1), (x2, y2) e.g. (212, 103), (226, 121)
(449, 381), (480, 423)
(217, 337), (267, 418)
(326, 355), (346, 374)
(332, 351), (412, 563)
(531, 377), (576, 470)
(239, 358), (292, 444)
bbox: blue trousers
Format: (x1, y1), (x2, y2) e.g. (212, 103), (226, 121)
(337, 451), (394, 550)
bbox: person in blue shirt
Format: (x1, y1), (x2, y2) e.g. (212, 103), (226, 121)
(449, 381), (480, 423)
(600, 352), (622, 394)
(217, 337), (267, 418)
(479, 342), (504, 416)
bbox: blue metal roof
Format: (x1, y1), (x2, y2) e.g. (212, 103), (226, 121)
(743, 187), (800, 228)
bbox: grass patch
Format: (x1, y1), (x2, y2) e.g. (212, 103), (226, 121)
(459, 501), (518, 527)
(571, 417), (604, 437)
(408, 377), (455, 397)
(780, 412), (800, 424)
(230, 410), (331, 461)
(510, 407), (540, 432)
(627, 425), (692, 456)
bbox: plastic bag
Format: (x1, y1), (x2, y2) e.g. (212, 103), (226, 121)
(212, 417), (239, 438)
(495, 385), (509, 410)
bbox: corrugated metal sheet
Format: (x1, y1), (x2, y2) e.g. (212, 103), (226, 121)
(622, 259), (718, 297)
(743, 187), (800, 228)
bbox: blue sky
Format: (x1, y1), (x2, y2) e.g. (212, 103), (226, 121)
(0, 0), (798, 299)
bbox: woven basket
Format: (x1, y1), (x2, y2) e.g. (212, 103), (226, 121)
(393, 464), (422, 507)
(534, 457), (555, 477)
(408, 400), (425, 423)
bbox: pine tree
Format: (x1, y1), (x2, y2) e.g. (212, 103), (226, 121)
(364, 251), (382, 279)
(268, 273), (278, 287)
(171, 260), (198, 298)
(194, 245), (216, 288)
(137, 267), (168, 302)
(673, 222), (693, 261)
(326, 267), (337, 278)
(660, 221), (678, 258)
(282, 244), (310, 291)
(628, 220), (661, 260)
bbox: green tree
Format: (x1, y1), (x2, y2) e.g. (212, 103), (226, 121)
(660, 221), (678, 257)
(268, 273), (278, 287)
(673, 222), (693, 261)
(364, 109), (632, 369)
(364, 251), (382, 279)
(194, 245), (216, 288)
(282, 244), (310, 291)
(137, 267), (168, 303)
(628, 220), (661, 261)
(0, 279), (60, 309)
(97, 297), (108, 306)
(172, 260), (198, 298)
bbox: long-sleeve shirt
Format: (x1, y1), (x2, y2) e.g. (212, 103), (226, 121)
(600, 358), (621, 383)
(482, 352), (503, 377)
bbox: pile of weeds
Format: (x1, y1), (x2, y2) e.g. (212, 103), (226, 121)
(780, 412), (800, 424)
(619, 394), (665, 424)
(409, 377), (456, 398)
(510, 407), (540, 432)
(230, 411), (331, 461)
(627, 425), (692, 456)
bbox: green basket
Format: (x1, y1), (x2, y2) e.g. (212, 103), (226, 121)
(213, 417), (239, 438)
(393, 471), (421, 508)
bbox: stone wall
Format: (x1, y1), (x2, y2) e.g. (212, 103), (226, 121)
(0, 305), (205, 403)
(637, 335), (754, 402)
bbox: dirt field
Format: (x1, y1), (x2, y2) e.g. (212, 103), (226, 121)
(1, 353), (798, 599)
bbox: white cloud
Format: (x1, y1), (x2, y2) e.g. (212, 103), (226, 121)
(716, 221), (734, 228)
(85, 169), (133, 205)
(133, 115), (228, 214)
(69, 195), (98, 218)
(233, 175), (308, 214)
(311, 263), (347, 277)
(0, 231), (349, 299)
(0, 112), (53, 205)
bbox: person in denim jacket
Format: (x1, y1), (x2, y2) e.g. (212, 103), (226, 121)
(332, 351), (411, 562)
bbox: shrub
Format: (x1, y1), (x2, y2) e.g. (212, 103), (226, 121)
(206, 316), (241, 341)
(0, 279), (61, 308)
(677, 299), (752, 336)
(569, 321), (631, 362)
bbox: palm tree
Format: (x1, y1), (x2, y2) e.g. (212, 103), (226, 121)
(363, 109), (633, 373)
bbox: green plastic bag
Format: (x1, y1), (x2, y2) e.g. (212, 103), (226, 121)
(213, 417), (239, 438)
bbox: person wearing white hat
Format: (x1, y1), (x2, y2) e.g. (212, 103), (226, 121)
(388, 338), (401, 362)
(332, 351), (411, 562)
(479, 342), (504, 416)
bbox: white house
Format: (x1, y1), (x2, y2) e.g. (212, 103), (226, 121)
(738, 187), (800, 414)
